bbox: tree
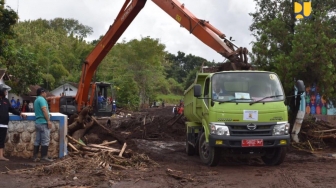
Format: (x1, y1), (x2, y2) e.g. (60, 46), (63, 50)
(0, 0), (18, 65)
(249, 0), (336, 97)
(5, 46), (43, 95)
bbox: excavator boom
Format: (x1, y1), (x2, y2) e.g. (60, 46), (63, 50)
(75, 0), (147, 110)
(152, 0), (250, 69)
(73, 0), (250, 112)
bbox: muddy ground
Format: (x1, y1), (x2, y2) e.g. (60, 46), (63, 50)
(1, 107), (336, 188)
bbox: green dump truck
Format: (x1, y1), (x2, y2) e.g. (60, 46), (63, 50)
(184, 70), (305, 166)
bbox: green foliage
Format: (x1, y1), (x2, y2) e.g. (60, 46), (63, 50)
(2, 15), (216, 109)
(250, 0), (336, 97)
(0, 1), (18, 64)
(5, 47), (43, 95)
(157, 93), (183, 106)
(12, 18), (94, 89)
(165, 51), (213, 90)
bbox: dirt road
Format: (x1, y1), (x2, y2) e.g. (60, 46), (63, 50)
(1, 107), (336, 188)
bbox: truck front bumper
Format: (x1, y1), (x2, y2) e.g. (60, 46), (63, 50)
(209, 135), (290, 148)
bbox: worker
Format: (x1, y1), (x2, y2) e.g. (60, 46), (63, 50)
(98, 92), (106, 109)
(177, 103), (184, 115)
(172, 105), (178, 117)
(0, 84), (27, 161)
(212, 79), (226, 99)
(112, 100), (116, 113)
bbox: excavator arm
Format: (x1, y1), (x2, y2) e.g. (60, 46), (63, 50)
(75, 0), (147, 111)
(152, 0), (250, 70)
(75, 0), (251, 111)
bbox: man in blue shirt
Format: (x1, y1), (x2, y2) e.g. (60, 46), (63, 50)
(98, 92), (106, 109)
(10, 97), (16, 108)
(33, 88), (53, 162)
(16, 99), (21, 110)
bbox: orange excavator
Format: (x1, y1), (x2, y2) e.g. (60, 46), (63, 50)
(47, 0), (251, 116)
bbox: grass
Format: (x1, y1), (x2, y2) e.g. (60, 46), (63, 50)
(157, 94), (183, 105)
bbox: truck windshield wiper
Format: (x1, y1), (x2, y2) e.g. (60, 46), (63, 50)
(218, 98), (252, 104)
(249, 95), (283, 105)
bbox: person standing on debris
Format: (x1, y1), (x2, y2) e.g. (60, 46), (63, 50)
(173, 105), (178, 117)
(33, 88), (53, 162)
(112, 100), (117, 113)
(0, 84), (27, 161)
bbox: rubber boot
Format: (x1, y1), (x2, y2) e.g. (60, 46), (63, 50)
(40, 146), (53, 162)
(32, 146), (40, 162)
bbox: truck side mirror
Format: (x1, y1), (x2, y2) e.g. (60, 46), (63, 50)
(194, 84), (202, 97)
(296, 80), (305, 94)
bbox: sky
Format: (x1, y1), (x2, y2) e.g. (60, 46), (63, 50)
(5, 0), (257, 63)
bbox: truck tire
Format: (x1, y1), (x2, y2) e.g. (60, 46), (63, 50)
(198, 132), (221, 166)
(261, 147), (287, 166)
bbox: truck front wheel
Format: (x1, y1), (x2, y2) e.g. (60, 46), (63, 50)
(261, 147), (287, 166)
(199, 132), (221, 166)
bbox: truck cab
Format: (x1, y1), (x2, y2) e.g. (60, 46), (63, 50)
(184, 71), (304, 166)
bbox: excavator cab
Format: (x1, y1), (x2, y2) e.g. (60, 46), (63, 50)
(92, 82), (113, 117)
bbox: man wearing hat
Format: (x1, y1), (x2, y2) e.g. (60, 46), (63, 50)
(32, 88), (53, 162)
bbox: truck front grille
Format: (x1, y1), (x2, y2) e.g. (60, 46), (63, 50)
(229, 124), (273, 136)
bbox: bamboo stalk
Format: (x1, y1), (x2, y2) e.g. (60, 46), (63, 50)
(307, 140), (314, 151)
(68, 142), (79, 152)
(119, 143), (127, 157)
(99, 140), (118, 146)
(313, 129), (336, 133)
(66, 135), (86, 146)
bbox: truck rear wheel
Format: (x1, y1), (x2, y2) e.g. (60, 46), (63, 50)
(261, 147), (287, 166)
(199, 132), (220, 166)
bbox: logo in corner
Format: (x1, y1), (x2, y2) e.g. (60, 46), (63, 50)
(294, 1), (312, 20)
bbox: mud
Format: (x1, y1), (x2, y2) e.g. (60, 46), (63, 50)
(1, 107), (336, 188)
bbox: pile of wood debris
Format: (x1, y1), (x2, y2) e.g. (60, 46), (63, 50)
(292, 116), (336, 152)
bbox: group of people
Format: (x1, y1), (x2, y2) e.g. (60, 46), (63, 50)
(10, 97), (34, 112)
(0, 84), (53, 162)
(172, 100), (184, 117)
(98, 92), (116, 112)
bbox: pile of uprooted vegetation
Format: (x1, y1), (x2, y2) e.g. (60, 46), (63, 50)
(292, 116), (336, 152)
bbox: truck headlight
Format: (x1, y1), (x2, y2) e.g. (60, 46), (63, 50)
(210, 124), (230, 136)
(273, 123), (289, 135)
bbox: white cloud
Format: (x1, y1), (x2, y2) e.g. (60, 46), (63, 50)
(6, 0), (256, 62)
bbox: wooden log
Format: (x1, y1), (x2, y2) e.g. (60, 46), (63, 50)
(72, 129), (87, 141)
(68, 142), (79, 152)
(100, 140), (118, 146)
(68, 106), (93, 134)
(119, 143), (127, 157)
(313, 129), (336, 133)
(71, 118), (95, 140)
(66, 135), (86, 146)
(81, 146), (101, 152)
(87, 144), (121, 152)
(91, 116), (125, 144)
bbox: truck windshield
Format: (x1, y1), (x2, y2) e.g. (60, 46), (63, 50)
(211, 72), (284, 103)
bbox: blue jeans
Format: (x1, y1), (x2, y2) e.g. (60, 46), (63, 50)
(34, 124), (50, 146)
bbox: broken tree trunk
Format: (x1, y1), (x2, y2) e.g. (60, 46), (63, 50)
(68, 106), (94, 135)
(91, 116), (125, 144)
(72, 116), (95, 141)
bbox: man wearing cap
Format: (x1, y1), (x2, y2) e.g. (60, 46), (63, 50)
(33, 88), (53, 162)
